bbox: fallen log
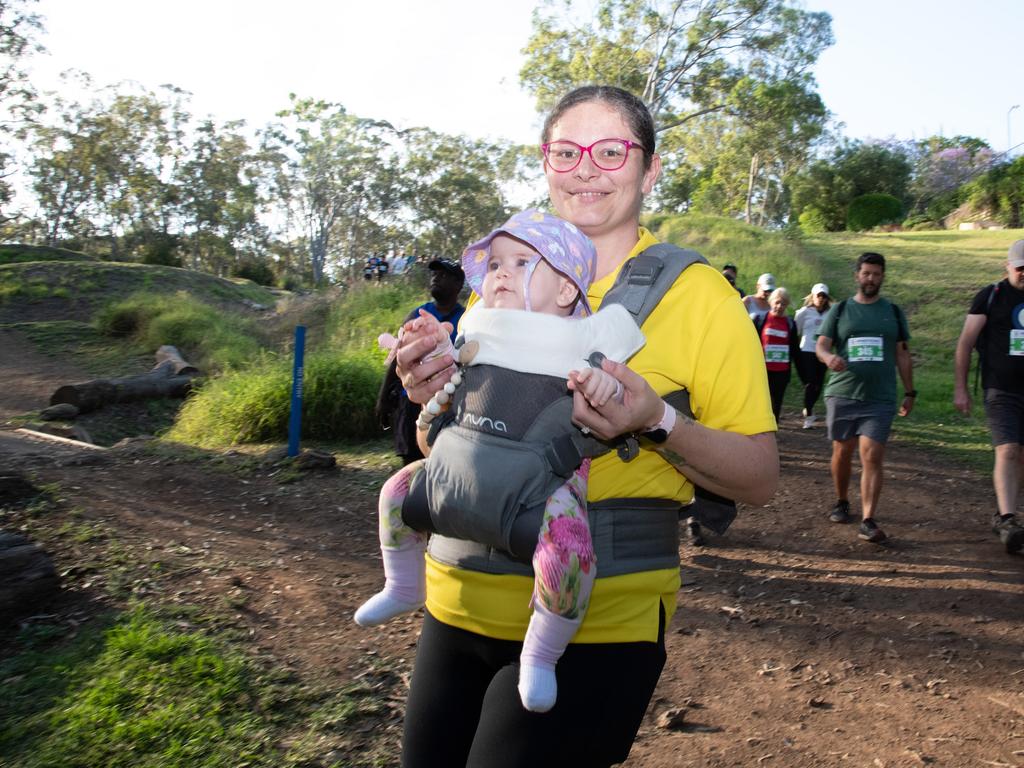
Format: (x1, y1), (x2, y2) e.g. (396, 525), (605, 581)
(49, 345), (199, 414)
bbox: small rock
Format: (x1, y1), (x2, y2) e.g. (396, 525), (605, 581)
(838, 591), (854, 603)
(294, 449), (336, 471)
(656, 707), (687, 731)
(40, 403), (79, 421)
(808, 697), (830, 709)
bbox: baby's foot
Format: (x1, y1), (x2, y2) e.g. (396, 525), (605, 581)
(518, 663), (557, 713)
(354, 592), (424, 626)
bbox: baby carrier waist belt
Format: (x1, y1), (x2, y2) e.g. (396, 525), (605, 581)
(424, 498), (681, 578)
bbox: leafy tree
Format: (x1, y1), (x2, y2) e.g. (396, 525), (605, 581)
(401, 129), (514, 258)
(0, 0), (43, 226)
(907, 136), (993, 221)
(520, 0), (832, 132)
(789, 140), (913, 231)
(265, 98), (400, 285)
(524, 1), (834, 222)
(28, 78), (187, 250)
(175, 119), (266, 274)
(965, 156), (1024, 229)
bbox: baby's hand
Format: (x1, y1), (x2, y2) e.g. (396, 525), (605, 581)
(569, 366), (623, 408)
(408, 309), (453, 363)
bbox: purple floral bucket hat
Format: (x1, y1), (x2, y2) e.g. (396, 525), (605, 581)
(461, 209), (596, 316)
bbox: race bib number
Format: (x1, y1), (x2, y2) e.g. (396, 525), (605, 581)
(765, 344), (789, 364)
(848, 336), (884, 362)
(1011, 329), (1024, 356)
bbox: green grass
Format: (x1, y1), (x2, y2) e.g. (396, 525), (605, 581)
(799, 228), (1016, 466)
(94, 291), (264, 374)
(166, 349), (383, 448)
(0, 244), (98, 265)
(0, 607), (397, 768)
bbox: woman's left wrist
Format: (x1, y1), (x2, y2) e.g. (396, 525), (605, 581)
(640, 400), (676, 444)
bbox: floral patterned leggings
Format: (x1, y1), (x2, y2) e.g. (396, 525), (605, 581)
(378, 458), (596, 620)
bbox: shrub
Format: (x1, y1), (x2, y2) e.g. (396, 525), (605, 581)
(846, 194), (903, 232)
(167, 350), (381, 447)
(232, 259), (276, 286)
(94, 292), (261, 372)
(798, 207), (828, 234)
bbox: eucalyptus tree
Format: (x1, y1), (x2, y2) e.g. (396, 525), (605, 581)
(520, 0), (832, 220)
(0, 0), (43, 225)
(265, 98), (400, 284)
(401, 128), (515, 258)
(29, 78), (188, 251)
(175, 118), (265, 274)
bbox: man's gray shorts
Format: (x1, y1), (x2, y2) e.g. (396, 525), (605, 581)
(983, 388), (1024, 446)
(825, 396), (897, 444)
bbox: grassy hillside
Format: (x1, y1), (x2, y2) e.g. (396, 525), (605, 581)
(651, 217), (1019, 467)
(0, 260), (280, 376)
(0, 243), (100, 265)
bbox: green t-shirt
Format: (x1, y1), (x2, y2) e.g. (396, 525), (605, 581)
(818, 297), (910, 405)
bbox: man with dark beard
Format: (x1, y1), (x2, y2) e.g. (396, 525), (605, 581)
(953, 241), (1024, 554)
(375, 258), (465, 465)
(815, 252), (915, 543)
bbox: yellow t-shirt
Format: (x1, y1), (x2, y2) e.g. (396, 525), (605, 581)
(425, 229), (776, 643)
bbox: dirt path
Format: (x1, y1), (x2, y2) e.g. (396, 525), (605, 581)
(0, 328), (93, 421)
(2, 361), (1022, 766)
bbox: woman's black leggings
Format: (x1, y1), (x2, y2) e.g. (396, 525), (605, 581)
(401, 608), (666, 768)
(795, 351), (827, 413)
(766, 368), (791, 421)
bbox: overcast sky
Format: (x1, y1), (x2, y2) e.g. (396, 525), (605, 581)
(24, 0), (1024, 152)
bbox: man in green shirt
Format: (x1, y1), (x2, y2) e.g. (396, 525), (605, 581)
(816, 252), (915, 543)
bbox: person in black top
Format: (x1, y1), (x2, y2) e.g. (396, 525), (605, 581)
(375, 258), (466, 465)
(953, 240), (1024, 554)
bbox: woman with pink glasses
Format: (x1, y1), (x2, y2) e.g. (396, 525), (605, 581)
(391, 86), (778, 768)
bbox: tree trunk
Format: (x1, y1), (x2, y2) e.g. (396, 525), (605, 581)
(49, 346), (199, 415)
(745, 153), (760, 225)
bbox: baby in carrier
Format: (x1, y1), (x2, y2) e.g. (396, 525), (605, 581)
(354, 209), (645, 712)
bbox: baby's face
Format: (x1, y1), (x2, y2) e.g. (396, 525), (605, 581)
(482, 235), (574, 315)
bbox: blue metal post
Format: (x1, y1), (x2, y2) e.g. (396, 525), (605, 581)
(287, 325), (306, 457)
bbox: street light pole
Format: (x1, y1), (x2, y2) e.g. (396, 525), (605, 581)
(1009, 104), (1020, 155)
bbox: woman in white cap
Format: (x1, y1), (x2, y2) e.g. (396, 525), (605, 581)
(743, 272), (776, 322)
(794, 283), (832, 428)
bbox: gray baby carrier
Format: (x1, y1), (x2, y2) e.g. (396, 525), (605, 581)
(401, 244), (737, 577)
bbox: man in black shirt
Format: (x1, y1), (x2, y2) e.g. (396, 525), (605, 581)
(953, 240), (1024, 554)
(375, 259), (465, 465)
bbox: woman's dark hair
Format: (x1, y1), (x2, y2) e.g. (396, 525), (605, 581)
(541, 86), (656, 171)
(856, 251), (886, 271)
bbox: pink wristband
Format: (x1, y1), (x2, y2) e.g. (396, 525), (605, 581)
(647, 400), (677, 435)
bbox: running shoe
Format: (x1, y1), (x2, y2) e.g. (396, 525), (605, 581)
(992, 513), (1024, 554)
(828, 499), (851, 523)
(802, 414), (817, 429)
(858, 518), (887, 543)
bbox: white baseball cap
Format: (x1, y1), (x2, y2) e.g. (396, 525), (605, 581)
(757, 273), (776, 290)
(1009, 240), (1024, 269)
(811, 282), (830, 296)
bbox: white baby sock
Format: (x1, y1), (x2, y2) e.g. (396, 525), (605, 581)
(518, 604), (581, 713)
(354, 545), (426, 626)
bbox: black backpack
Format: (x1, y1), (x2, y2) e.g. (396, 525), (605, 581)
(972, 281), (1001, 393)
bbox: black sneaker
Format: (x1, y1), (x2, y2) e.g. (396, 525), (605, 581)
(828, 499), (851, 524)
(858, 518), (886, 543)
(685, 520), (706, 547)
(992, 513), (1024, 554)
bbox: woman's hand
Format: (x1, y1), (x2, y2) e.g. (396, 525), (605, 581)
(567, 358), (662, 441)
(395, 310), (455, 405)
